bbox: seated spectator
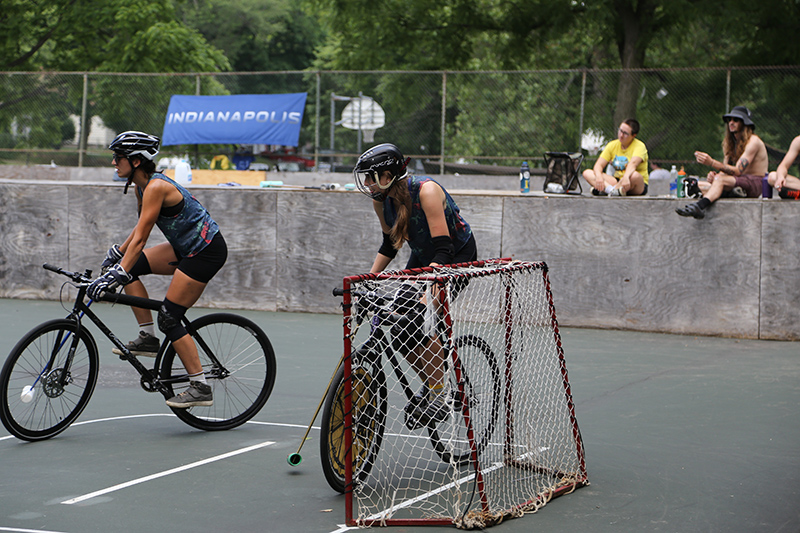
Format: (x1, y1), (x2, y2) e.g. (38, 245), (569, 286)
(767, 134), (800, 199)
(649, 162), (672, 181)
(677, 106), (768, 219)
(582, 119), (649, 196)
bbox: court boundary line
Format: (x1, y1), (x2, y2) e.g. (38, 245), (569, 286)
(60, 440), (275, 505)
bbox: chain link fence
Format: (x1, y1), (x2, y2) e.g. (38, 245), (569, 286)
(1, 67), (797, 175)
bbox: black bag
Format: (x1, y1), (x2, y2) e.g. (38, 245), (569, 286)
(543, 152), (584, 195)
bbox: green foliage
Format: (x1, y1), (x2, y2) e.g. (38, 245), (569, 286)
(0, 0), (229, 153)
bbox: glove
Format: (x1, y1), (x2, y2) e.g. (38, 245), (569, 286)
(87, 264), (132, 300)
(101, 244), (123, 274)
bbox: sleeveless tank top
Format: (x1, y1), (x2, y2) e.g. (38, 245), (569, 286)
(382, 176), (472, 266)
(142, 173), (219, 258)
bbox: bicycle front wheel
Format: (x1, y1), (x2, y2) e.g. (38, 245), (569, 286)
(0, 319), (99, 441)
(320, 358), (387, 493)
(429, 334), (501, 465)
(160, 313), (276, 431)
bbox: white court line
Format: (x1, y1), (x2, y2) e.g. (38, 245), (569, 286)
(354, 460), (507, 527)
(60, 440), (275, 505)
(0, 528), (70, 533)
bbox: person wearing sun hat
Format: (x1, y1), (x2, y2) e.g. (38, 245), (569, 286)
(676, 105), (768, 219)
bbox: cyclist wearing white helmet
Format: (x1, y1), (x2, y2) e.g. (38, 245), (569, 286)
(353, 143), (478, 428)
(88, 131), (228, 408)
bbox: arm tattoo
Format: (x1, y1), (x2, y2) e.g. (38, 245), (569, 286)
(738, 158), (749, 173)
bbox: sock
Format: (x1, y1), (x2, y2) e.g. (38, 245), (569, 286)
(697, 197), (711, 210)
(604, 184), (614, 194)
(188, 371), (207, 385)
(428, 382), (445, 398)
(139, 322), (156, 337)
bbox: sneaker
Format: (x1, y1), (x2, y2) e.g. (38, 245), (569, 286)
(608, 187), (625, 196)
(404, 388), (450, 430)
(166, 381), (213, 408)
(591, 187), (607, 196)
(112, 331), (159, 357)
(779, 188), (800, 200)
(675, 202), (705, 219)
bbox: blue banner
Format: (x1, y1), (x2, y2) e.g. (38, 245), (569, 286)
(162, 93), (307, 146)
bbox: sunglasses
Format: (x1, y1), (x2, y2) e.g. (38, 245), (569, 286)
(725, 117), (743, 123)
(112, 153), (128, 162)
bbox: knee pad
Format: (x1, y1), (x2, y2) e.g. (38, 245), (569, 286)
(158, 299), (188, 342)
(391, 313), (427, 354)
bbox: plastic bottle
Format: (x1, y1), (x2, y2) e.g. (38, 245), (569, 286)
(519, 161), (530, 193)
(174, 158), (192, 185)
(677, 167), (686, 198)
(669, 165), (678, 198)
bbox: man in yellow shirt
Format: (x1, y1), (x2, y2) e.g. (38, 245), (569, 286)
(582, 119), (649, 196)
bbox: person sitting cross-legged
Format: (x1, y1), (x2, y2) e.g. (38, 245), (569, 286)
(582, 118), (649, 197)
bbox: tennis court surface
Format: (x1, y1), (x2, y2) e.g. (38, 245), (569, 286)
(0, 298), (798, 533)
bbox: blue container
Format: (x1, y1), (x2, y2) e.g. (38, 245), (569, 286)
(762, 176), (772, 198)
(520, 161), (531, 193)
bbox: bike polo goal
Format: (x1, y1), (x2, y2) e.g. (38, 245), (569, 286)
(334, 258), (588, 529)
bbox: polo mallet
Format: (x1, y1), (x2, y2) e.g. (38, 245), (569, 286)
(286, 352), (346, 466)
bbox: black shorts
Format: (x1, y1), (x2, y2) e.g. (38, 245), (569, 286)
(405, 234), (478, 270)
(177, 232), (227, 283)
(130, 232), (227, 284)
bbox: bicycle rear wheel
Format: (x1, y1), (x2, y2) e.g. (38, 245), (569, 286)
(428, 334), (501, 465)
(320, 357), (387, 493)
(0, 319), (99, 441)
(160, 313), (276, 431)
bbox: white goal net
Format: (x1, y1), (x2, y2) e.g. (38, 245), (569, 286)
(335, 259), (588, 528)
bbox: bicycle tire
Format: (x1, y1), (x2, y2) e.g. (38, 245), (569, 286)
(320, 357), (387, 493)
(428, 334), (501, 465)
(160, 313), (276, 431)
(0, 319), (99, 441)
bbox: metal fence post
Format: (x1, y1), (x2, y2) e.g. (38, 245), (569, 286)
(314, 71), (320, 170)
(579, 69), (587, 152)
(725, 69), (731, 114)
(440, 71), (447, 175)
(78, 73), (88, 168)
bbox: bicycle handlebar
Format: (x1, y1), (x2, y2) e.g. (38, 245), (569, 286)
(43, 263), (162, 310)
(43, 263), (91, 284)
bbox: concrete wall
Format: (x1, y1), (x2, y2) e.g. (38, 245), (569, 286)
(1, 171), (797, 340)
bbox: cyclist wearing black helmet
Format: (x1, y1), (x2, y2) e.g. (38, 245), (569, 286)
(88, 131), (228, 408)
(353, 143), (477, 428)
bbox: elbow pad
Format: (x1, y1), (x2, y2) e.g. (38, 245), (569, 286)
(378, 232), (398, 259)
(430, 235), (455, 265)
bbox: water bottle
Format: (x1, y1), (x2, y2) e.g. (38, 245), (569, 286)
(669, 165), (678, 198)
(520, 161), (530, 193)
(174, 158), (192, 185)
(677, 167), (686, 198)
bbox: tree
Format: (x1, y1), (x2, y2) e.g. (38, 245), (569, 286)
(0, 0), (229, 156)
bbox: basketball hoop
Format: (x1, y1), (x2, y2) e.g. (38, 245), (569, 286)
(341, 96), (385, 137)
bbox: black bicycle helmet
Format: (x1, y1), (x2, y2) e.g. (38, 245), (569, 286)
(353, 143), (409, 200)
(109, 131), (160, 194)
(108, 131), (160, 161)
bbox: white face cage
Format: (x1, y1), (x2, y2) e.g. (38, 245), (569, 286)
(353, 167), (407, 200)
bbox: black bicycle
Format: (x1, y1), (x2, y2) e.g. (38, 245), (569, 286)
(0, 263), (277, 442)
(320, 284), (501, 493)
